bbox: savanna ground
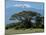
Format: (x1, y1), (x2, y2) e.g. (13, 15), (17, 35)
(5, 28), (44, 35)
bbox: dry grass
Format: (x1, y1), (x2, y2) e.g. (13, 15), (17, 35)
(5, 28), (44, 35)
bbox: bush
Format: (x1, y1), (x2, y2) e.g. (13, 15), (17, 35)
(5, 27), (8, 30)
(15, 26), (19, 30)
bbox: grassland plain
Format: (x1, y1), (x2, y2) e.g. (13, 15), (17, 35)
(5, 28), (44, 35)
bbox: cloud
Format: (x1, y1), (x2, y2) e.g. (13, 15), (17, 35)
(13, 4), (31, 8)
(24, 4), (31, 8)
(14, 4), (24, 8)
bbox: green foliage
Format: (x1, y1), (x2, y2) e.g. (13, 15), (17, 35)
(6, 11), (44, 30)
(5, 23), (16, 29)
(15, 26), (19, 30)
(5, 26), (9, 30)
(35, 16), (44, 28)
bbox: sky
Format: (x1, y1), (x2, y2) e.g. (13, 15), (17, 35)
(5, 0), (44, 24)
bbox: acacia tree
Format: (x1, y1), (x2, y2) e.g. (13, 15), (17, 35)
(10, 11), (41, 28)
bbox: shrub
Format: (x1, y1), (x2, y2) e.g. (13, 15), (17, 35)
(15, 26), (19, 30)
(5, 27), (8, 30)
